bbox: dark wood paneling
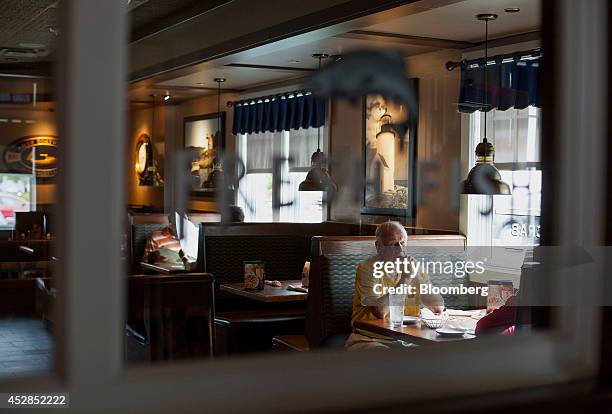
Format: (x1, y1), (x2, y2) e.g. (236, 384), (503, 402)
(0, 278), (36, 316)
(0, 240), (54, 262)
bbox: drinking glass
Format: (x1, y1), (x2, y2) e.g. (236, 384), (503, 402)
(389, 293), (406, 327)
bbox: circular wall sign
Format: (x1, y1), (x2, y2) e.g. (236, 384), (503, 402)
(3, 135), (58, 179)
(135, 134), (153, 181)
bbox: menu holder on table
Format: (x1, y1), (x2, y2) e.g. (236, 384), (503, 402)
(486, 280), (514, 313)
(243, 260), (265, 290)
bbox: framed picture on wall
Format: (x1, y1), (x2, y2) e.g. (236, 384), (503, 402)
(183, 111), (226, 197)
(361, 78), (418, 217)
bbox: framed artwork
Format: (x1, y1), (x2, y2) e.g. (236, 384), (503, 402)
(361, 78), (418, 217)
(183, 111), (226, 197)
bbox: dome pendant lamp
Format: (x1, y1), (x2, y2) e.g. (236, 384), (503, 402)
(461, 13), (511, 195)
(299, 53), (338, 192)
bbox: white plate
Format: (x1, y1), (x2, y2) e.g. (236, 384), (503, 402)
(435, 327), (466, 337)
(403, 316), (419, 325)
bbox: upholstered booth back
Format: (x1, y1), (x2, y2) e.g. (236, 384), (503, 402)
(199, 223), (355, 311)
(307, 235), (467, 348)
(129, 222), (168, 275)
(198, 223), (464, 313)
(319, 254), (370, 340)
(204, 235), (311, 284)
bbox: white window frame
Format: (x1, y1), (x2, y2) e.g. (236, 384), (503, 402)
(1, 1), (606, 412)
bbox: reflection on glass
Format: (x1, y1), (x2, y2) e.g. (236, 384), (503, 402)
(123, 0), (545, 367)
(0, 77), (56, 378)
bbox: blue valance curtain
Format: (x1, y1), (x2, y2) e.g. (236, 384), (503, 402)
(458, 53), (541, 113)
(232, 93), (326, 135)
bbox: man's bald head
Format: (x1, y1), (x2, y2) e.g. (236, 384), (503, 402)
(375, 221), (407, 246)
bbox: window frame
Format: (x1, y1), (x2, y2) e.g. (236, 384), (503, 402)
(1, 1), (607, 413)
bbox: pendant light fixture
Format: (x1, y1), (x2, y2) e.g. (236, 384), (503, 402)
(461, 13), (511, 195)
(299, 53), (338, 192)
(204, 77), (234, 191)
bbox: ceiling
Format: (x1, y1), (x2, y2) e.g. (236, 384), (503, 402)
(155, 36), (438, 90)
(0, 0), (541, 105)
(365, 0), (540, 42)
(147, 0), (540, 102)
(0, 0), (229, 63)
(0, 0), (57, 62)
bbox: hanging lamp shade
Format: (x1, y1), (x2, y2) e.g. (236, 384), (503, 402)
(461, 138), (511, 194)
(461, 13), (511, 195)
(202, 77), (235, 192)
(299, 53), (337, 192)
(298, 149), (338, 192)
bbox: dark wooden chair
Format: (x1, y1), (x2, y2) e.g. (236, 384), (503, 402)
(127, 273), (216, 361)
(35, 274), (216, 362)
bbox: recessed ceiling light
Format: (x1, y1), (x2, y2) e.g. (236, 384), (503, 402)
(504, 7), (520, 13)
(195, 82), (205, 86)
(288, 59), (301, 64)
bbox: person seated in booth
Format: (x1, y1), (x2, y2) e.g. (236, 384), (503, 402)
(475, 295), (517, 336)
(346, 221), (445, 351)
(142, 224), (183, 265)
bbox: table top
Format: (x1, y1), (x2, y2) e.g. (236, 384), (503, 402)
(220, 279), (307, 303)
(354, 313), (480, 344)
(140, 261), (186, 274)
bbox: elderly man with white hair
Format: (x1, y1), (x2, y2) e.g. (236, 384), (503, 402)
(345, 221), (444, 351)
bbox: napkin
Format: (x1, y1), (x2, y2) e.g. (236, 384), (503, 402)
(287, 284), (308, 293)
(420, 308), (444, 320)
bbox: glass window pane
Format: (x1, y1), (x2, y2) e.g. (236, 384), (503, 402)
(490, 113), (514, 163)
(246, 132), (274, 172)
(121, 0), (551, 374)
(469, 108), (542, 249)
(280, 172), (323, 222)
(0, 68), (56, 380)
(238, 173), (273, 222)
(289, 127), (321, 170)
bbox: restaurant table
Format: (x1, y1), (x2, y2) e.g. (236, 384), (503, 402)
(354, 312), (482, 345)
(140, 261), (186, 274)
(220, 279), (307, 303)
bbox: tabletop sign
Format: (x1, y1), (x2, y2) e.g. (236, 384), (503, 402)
(244, 260), (265, 290)
(3, 135), (58, 180)
(486, 280), (514, 313)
